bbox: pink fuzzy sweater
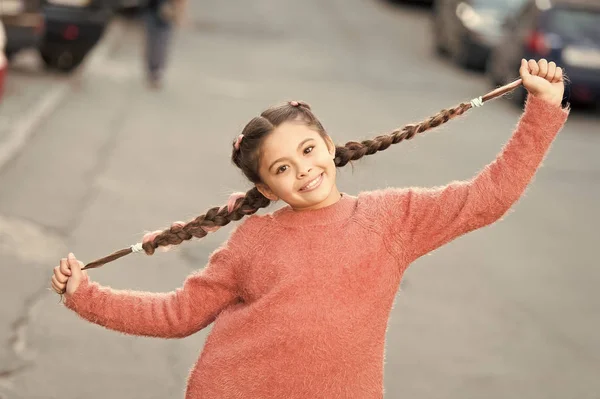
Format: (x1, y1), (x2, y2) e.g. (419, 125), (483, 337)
(66, 96), (568, 398)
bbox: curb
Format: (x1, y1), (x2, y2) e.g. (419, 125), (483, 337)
(0, 15), (126, 173)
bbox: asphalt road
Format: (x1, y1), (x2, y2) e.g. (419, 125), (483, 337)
(0, 0), (599, 398)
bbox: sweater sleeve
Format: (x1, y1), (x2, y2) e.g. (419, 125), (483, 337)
(378, 95), (569, 265)
(64, 236), (245, 339)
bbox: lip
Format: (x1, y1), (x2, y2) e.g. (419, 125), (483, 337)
(299, 173), (324, 192)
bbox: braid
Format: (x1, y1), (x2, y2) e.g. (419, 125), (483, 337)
(82, 187), (270, 270)
(80, 79), (523, 271)
(142, 187), (269, 255)
(334, 103), (470, 166)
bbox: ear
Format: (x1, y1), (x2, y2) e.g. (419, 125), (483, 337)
(256, 183), (279, 201)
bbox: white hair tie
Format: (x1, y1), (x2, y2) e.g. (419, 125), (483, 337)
(130, 243), (144, 253)
(470, 96), (484, 108)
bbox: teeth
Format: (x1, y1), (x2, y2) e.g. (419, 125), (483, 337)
(302, 175), (321, 191)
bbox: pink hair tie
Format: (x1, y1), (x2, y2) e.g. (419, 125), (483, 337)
(289, 101), (299, 107)
(225, 192), (247, 213)
(234, 134), (244, 150)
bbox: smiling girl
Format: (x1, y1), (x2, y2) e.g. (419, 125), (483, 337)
(51, 59), (569, 399)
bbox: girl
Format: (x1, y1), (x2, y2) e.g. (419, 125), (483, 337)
(51, 59), (569, 398)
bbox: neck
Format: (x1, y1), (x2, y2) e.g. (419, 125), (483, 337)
(272, 191), (356, 228)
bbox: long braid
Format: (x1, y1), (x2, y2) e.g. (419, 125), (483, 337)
(335, 103), (470, 166)
(141, 187), (270, 255)
(81, 79), (523, 271)
(82, 187), (270, 270)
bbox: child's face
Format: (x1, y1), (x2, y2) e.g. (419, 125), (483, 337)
(256, 121), (340, 211)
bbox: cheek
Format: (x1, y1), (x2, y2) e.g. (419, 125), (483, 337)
(280, 175), (299, 193)
(264, 175), (296, 196)
(326, 163), (336, 182)
(319, 152), (336, 170)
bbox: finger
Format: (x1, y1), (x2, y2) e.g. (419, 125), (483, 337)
(528, 59), (540, 76)
(553, 67), (563, 83)
(50, 278), (58, 292)
(53, 267), (68, 284)
(51, 282), (60, 294)
(51, 280), (64, 294)
(546, 61), (557, 82)
(51, 275), (66, 291)
(519, 58), (531, 79)
(538, 59), (548, 78)
(59, 258), (71, 276)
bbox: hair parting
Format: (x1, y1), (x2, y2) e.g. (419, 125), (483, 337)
(81, 79), (523, 271)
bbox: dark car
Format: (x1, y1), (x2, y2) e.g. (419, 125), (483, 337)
(487, 0), (600, 106)
(0, 21), (7, 102)
(0, 0), (45, 59)
(432, 0), (527, 69)
(40, 0), (113, 72)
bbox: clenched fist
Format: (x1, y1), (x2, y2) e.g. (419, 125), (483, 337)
(520, 58), (565, 107)
(51, 253), (87, 296)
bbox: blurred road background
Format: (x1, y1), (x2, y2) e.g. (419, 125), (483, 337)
(0, 0), (599, 398)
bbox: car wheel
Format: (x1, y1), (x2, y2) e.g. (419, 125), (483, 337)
(509, 84), (527, 107)
(485, 51), (502, 87)
(56, 51), (85, 72)
(40, 51), (55, 70)
(450, 35), (477, 69)
(452, 40), (470, 69)
(434, 33), (449, 56)
(40, 49), (85, 73)
(5, 50), (17, 62)
(432, 13), (448, 56)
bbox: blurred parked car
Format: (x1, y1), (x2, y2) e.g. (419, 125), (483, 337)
(117, 0), (144, 11)
(432, 0), (526, 69)
(0, 20), (7, 102)
(388, 0), (434, 5)
(41, 0), (113, 72)
(0, 0), (45, 60)
(487, 0), (600, 106)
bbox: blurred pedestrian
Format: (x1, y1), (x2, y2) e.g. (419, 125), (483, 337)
(144, 0), (185, 88)
(52, 59), (568, 398)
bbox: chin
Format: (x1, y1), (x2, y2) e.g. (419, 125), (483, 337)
(298, 183), (335, 207)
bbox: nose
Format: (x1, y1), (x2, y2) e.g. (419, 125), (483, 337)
(297, 166), (312, 179)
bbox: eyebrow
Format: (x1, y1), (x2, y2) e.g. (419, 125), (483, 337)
(268, 138), (315, 172)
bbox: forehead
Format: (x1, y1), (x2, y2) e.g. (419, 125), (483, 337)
(260, 122), (322, 159)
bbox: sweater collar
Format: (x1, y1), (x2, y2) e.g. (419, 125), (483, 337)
(271, 193), (357, 228)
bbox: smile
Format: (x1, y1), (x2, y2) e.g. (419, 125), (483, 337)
(299, 173), (323, 192)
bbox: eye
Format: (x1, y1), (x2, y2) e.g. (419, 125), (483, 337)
(304, 146), (314, 154)
(276, 165), (289, 174)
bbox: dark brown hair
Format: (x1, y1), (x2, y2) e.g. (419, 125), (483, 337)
(81, 81), (521, 270)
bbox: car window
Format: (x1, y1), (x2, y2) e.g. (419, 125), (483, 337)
(472, 0), (527, 12)
(546, 8), (600, 41)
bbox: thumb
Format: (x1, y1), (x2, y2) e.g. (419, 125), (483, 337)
(67, 253), (84, 278)
(519, 58), (531, 80)
(66, 253), (87, 297)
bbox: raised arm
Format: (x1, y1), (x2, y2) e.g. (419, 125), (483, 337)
(63, 242), (242, 339)
(381, 92), (569, 264)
